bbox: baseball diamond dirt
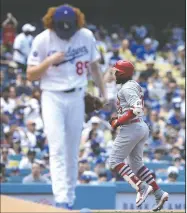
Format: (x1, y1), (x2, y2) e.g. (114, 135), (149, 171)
(1, 195), (185, 213)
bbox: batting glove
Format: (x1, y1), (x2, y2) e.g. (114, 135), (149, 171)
(109, 117), (120, 129)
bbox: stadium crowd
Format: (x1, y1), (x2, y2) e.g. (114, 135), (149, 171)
(0, 13), (185, 184)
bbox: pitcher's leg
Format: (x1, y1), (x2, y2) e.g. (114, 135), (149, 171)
(41, 92), (66, 203)
(63, 96), (85, 206)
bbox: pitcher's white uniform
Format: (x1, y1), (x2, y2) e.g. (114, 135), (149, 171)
(27, 28), (100, 205)
(109, 80), (150, 174)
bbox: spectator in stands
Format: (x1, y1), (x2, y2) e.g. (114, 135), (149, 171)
(81, 116), (104, 145)
(169, 146), (181, 160)
(152, 148), (165, 162)
(166, 166), (179, 183)
(88, 141), (107, 163)
(2, 131), (12, 146)
(136, 38), (156, 61)
(19, 149), (36, 169)
(119, 39), (135, 62)
(41, 153), (50, 170)
(129, 34), (143, 55)
(150, 127), (163, 149)
(98, 169), (108, 183)
(96, 69), (118, 118)
(1, 107), (10, 144)
(78, 160), (88, 180)
(143, 149), (151, 163)
(180, 89), (185, 118)
(175, 45), (185, 76)
(108, 44), (122, 67)
(9, 85), (17, 100)
(167, 104), (181, 129)
(94, 31), (107, 68)
(10, 107), (25, 127)
(134, 24), (148, 39)
(171, 24), (184, 48)
(16, 75), (32, 97)
(140, 58), (157, 81)
(1, 86), (16, 115)
(173, 157), (185, 171)
(22, 162), (50, 184)
(165, 70), (175, 82)
(110, 33), (121, 49)
(79, 159), (90, 171)
(24, 88), (43, 130)
(0, 70), (8, 90)
(94, 158), (107, 177)
(105, 129), (117, 156)
(178, 118), (185, 142)
(165, 79), (180, 104)
(147, 74), (166, 105)
(9, 132), (22, 155)
(1, 148), (10, 166)
(95, 31), (108, 54)
(2, 13), (18, 48)
(149, 110), (159, 127)
(13, 23), (36, 72)
(79, 172), (92, 184)
(0, 163), (7, 183)
(25, 120), (37, 148)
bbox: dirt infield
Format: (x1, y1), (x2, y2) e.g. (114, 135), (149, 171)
(93, 211), (185, 213)
(1, 196), (185, 213)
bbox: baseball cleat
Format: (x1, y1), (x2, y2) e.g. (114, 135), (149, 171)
(152, 189), (169, 211)
(136, 182), (153, 207)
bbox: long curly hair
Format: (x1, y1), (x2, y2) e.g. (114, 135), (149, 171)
(42, 4), (85, 30)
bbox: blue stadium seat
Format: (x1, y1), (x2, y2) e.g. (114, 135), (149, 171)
(7, 176), (23, 183)
(178, 170), (185, 182)
(144, 162), (171, 170)
(19, 169), (31, 176)
(156, 173), (167, 181)
(5, 168), (31, 177)
(5, 168), (13, 176)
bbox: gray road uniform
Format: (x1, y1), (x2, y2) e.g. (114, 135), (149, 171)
(109, 80), (149, 174)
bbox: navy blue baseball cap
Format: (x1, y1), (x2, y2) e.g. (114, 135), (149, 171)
(53, 5), (76, 22)
(80, 174), (92, 181)
(173, 102), (181, 110)
(53, 5), (78, 40)
(95, 157), (106, 165)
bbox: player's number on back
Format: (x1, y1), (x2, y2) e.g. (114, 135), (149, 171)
(76, 61), (89, 75)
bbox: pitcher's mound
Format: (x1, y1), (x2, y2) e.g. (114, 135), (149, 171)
(1, 195), (70, 213)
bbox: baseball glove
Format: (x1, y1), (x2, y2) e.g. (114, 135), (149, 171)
(84, 93), (104, 114)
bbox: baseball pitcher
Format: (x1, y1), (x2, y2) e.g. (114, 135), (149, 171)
(26, 4), (107, 209)
(109, 60), (168, 211)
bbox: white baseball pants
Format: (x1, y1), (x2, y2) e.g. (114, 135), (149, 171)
(41, 89), (85, 205)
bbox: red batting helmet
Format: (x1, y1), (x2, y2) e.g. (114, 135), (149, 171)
(113, 60), (134, 78)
